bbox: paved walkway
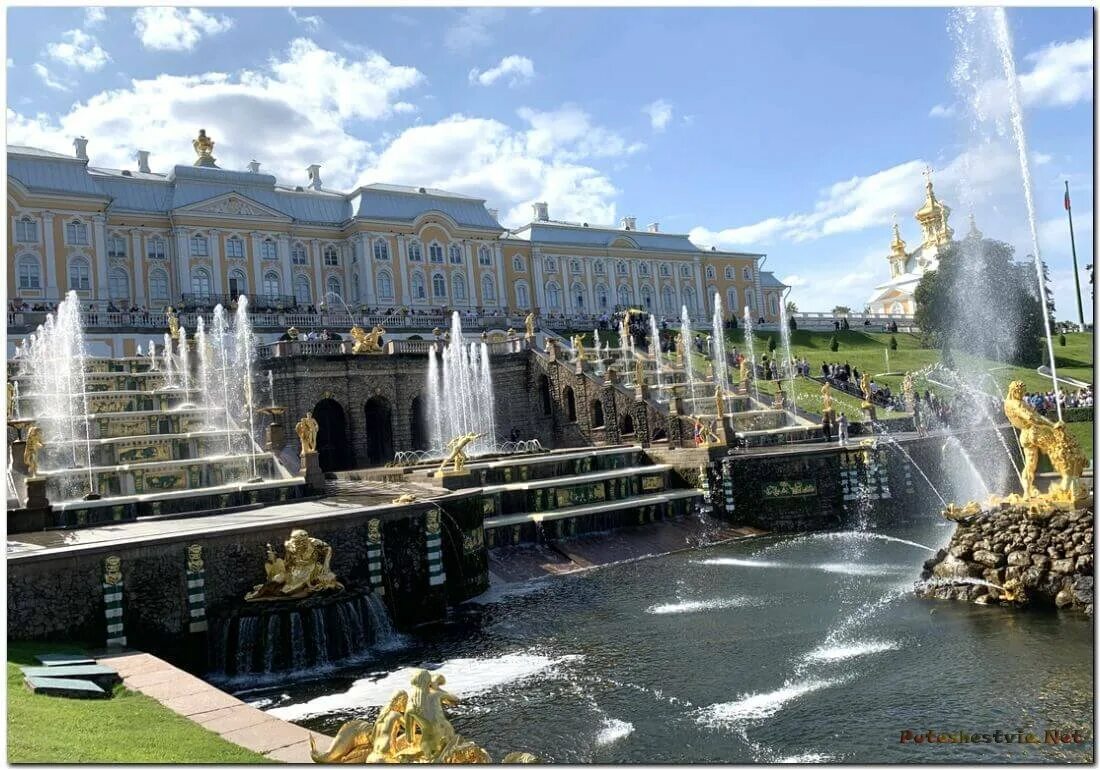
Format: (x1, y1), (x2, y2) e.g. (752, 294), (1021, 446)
(97, 650), (328, 763)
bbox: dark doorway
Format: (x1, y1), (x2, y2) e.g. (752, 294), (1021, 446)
(620, 413), (635, 436)
(364, 397), (394, 465)
(591, 399), (605, 428)
(410, 395), (429, 451)
(539, 375), (552, 415)
(563, 386), (577, 422)
(313, 398), (353, 472)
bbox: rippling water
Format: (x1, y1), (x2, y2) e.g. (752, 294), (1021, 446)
(244, 517), (1093, 763)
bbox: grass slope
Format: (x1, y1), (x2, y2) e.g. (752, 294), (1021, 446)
(8, 642), (269, 764)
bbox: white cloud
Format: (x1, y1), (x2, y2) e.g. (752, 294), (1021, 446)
(781, 274), (807, 287)
(45, 29), (110, 72)
(643, 99), (674, 131)
(444, 8), (503, 52)
(32, 63), (69, 91)
(518, 104), (644, 162)
(288, 8), (321, 30)
(1020, 37), (1092, 108)
(929, 103), (955, 118)
(469, 55), (534, 88)
(8, 38), (422, 189)
(1032, 151), (1052, 166)
(84, 7), (106, 27)
(132, 7), (234, 52)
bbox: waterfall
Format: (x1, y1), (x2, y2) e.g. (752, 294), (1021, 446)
(425, 312), (498, 456)
(234, 297), (260, 479)
(680, 306), (696, 407)
(648, 315), (663, 399)
(263, 614), (280, 673)
(289, 613), (307, 670)
(942, 436), (993, 504)
(778, 299), (796, 411)
(178, 326), (192, 403)
(236, 616), (259, 675)
(593, 328), (605, 375)
(742, 307), (761, 403)
(162, 333), (175, 389)
(710, 292), (729, 393)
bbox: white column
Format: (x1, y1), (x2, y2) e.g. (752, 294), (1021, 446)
(276, 234), (291, 298)
(532, 248), (547, 311)
(249, 232), (262, 300)
(464, 242), (475, 309)
(493, 242), (506, 311)
(693, 257), (705, 319)
(92, 214), (108, 303)
(360, 234), (375, 306)
(210, 228), (224, 297)
(42, 213), (57, 300)
(754, 260), (765, 321)
(310, 239), (323, 306)
(131, 229), (146, 306)
(396, 235), (410, 306)
(173, 227), (189, 299)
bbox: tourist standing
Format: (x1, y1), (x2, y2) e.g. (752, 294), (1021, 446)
(837, 413), (849, 445)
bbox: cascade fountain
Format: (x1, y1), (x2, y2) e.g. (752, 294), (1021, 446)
(619, 315), (631, 376)
(593, 329), (605, 375)
(161, 333), (176, 389)
(235, 297), (261, 481)
(648, 314), (664, 399)
(178, 326), (192, 402)
(777, 299), (796, 410)
(426, 312), (497, 457)
(742, 306), (760, 403)
(710, 293), (729, 394)
(679, 306), (697, 406)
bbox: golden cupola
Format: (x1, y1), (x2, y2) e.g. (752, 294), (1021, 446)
(888, 218), (908, 278)
(914, 169), (953, 246)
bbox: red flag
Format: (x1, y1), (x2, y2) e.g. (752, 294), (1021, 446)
(1065, 188), (1071, 210)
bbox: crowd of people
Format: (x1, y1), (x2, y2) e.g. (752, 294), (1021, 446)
(1024, 386), (1093, 413)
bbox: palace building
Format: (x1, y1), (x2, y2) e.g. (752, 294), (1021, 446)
(7, 133), (788, 324)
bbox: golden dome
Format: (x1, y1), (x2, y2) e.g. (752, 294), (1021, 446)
(890, 220), (907, 256)
(915, 177), (950, 223)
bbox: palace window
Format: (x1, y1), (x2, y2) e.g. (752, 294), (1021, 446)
(616, 260), (628, 276)
(262, 271), (280, 299)
(482, 274), (497, 303)
(294, 275), (311, 306)
(545, 282), (561, 310)
(408, 241), (423, 262)
(432, 273), (447, 298)
(149, 269), (169, 302)
(683, 286), (697, 312)
(769, 294), (779, 317)
(108, 236), (127, 259)
(572, 283), (585, 309)
(478, 245), (492, 267)
(659, 263), (671, 278)
(617, 284), (631, 307)
(17, 255), (40, 290)
(449, 244), (463, 265)
(66, 220), (88, 245)
(378, 271), (394, 300)
(596, 284), (608, 309)
(593, 261), (605, 275)
(705, 265), (716, 280)
(743, 267), (751, 281)
(570, 258), (582, 275)
(544, 256), (557, 273)
(228, 269), (247, 298)
(515, 282), (530, 308)
(291, 242), (307, 264)
(640, 285), (653, 310)
(680, 265), (692, 279)
(15, 217), (38, 243)
(724, 266), (734, 280)
(512, 255), (525, 272)
(260, 239), (278, 261)
(411, 272), (426, 300)
(69, 258), (91, 291)
(108, 268), (130, 300)
(429, 243), (444, 263)
(453, 274), (467, 302)
(662, 285), (675, 313)
(147, 237), (167, 260)
(189, 235), (208, 258)
(327, 276), (343, 300)
(227, 237), (245, 259)
(323, 245), (339, 266)
(639, 263), (650, 278)
(373, 239), (390, 261)
(190, 267), (211, 298)
(727, 287), (739, 312)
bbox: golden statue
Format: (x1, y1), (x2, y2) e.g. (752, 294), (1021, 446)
(7, 381), (15, 417)
(392, 493), (417, 505)
(186, 544), (204, 572)
(350, 325), (385, 354)
(571, 334), (586, 361)
(287, 326), (300, 341)
(192, 129), (215, 165)
(104, 555), (122, 586)
(437, 432), (484, 475)
(296, 411), (319, 457)
(24, 425), (44, 477)
(166, 306), (180, 341)
(739, 357), (752, 384)
(524, 312), (536, 340)
(245, 529), (343, 601)
(902, 371), (916, 413)
(1004, 380), (1087, 499)
(820, 381), (834, 414)
(310, 669), (533, 764)
(715, 386), (726, 419)
(859, 371), (872, 407)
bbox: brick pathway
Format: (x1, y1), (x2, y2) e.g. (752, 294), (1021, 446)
(97, 650), (328, 763)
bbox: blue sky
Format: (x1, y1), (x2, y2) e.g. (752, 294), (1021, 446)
(6, 6), (1093, 318)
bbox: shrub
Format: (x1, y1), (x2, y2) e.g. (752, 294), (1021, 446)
(889, 335), (898, 351)
(1059, 333), (1067, 346)
(829, 335), (839, 352)
(767, 336), (777, 353)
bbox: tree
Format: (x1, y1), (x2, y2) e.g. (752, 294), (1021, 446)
(913, 237), (1044, 365)
(829, 335), (839, 352)
(1059, 333), (1067, 346)
(889, 334), (898, 350)
(785, 299), (799, 314)
(832, 305), (850, 315)
(767, 335), (777, 353)
(788, 315), (798, 332)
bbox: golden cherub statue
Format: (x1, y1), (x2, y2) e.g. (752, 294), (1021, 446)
(350, 324), (385, 354)
(571, 334), (586, 361)
(820, 381), (834, 414)
(192, 129), (215, 165)
(524, 311), (536, 340)
(24, 425), (44, 478)
(245, 529), (343, 601)
(1004, 379), (1087, 500)
(310, 668), (534, 764)
(296, 411), (319, 457)
(859, 371), (872, 407)
(166, 306), (180, 341)
(437, 432), (484, 475)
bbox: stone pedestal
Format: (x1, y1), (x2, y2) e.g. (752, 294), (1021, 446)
(862, 403), (877, 423)
(24, 477), (48, 510)
(434, 467), (470, 480)
(10, 477), (52, 533)
(10, 439), (27, 476)
(265, 422), (286, 452)
(300, 451), (326, 493)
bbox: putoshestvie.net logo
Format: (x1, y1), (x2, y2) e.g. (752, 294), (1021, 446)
(899, 729), (1090, 745)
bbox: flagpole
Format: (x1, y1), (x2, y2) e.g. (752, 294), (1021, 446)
(1065, 180), (1085, 329)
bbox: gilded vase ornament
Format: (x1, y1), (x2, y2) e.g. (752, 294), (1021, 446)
(186, 544), (204, 572)
(296, 411), (320, 457)
(310, 668), (534, 764)
(23, 425), (44, 478)
(436, 432), (484, 475)
(1003, 380), (1087, 501)
(244, 529), (343, 601)
(192, 129), (216, 166)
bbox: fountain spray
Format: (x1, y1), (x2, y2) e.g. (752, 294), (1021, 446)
(648, 315), (664, 399)
(711, 293), (730, 395)
(680, 306), (697, 406)
(742, 306), (761, 404)
(234, 297), (261, 482)
(778, 297), (796, 411)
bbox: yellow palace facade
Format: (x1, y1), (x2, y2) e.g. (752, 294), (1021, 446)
(7, 134), (787, 324)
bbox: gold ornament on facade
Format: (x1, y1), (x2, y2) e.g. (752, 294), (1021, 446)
(310, 668), (534, 764)
(524, 312), (536, 340)
(1003, 380), (1087, 503)
(367, 518), (382, 544)
(23, 425), (44, 478)
(296, 411), (319, 457)
(103, 555), (122, 586)
(245, 529), (343, 601)
(350, 325), (386, 354)
(192, 129), (216, 166)
(186, 544), (204, 572)
(426, 509), (441, 535)
(436, 432), (483, 475)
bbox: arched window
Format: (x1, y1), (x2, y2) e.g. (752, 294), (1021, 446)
(377, 270), (394, 300)
(683, 286), (697, 313)
(294, 275), (312, 306)
(545, 282), (561, 310)
(572, 282), (585, 310)
(449, 244), (463, 264)
(17, 255), (40, 289)
(743, 266), (752, 281)
(596, 284), (609, 310)
(725, 266), (734, 280)
(226, 236), (245, 259)
(705, 265), (716, 280)
(746, 291), (756, 313)
(769, 294), (779, 317)
(228, 269), (247, 298)
(190, 234), (208, 257)
(706, 285), (718, 313)
(429, 242), (444, 263)
(640, 284), (653, 310)
(290, 241), (306, 264)
(570, 258), (582, 274)
(662, 285), (675, 313)
(453, 274), (467, 302)
(66, 219), (88, 245)
(69, 258), (91, 291)
(482, 274), (497, 303)
(15, 216), (38, 243)
(190, 267), (211, 297)
(149, 269), (169, 302)
(373, 239), (389, 260)
(323, 245), (339, 266)
(543, 256), (557, 273)
(262, 271), (280, 298)
(516, 282), (530, 308)
(512, 255), (525, 272)
(727, 286), (739, 313)
(659, 263), (670, 277)
(478, 245), (492, 266)
(890, 301), (903, 315)
(147, 236), (166, 260)
(432, 273), (447, 298)
(108, 234), (127, 258)
(593, 261), (605, 275)
(639, 263), (650, 277)
(327, 276), (342, 300)
(616, 260), (628, 276)
(259, 239), (277, 260)
(408, 241), (423, 262)
(108, 268), (130, 300)
(411, 272), (426, 300)
(616, 284), (632, 307)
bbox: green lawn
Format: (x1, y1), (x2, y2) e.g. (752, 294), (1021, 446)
(1065, 421), (1095, 462)
(8, 642), (269, 764)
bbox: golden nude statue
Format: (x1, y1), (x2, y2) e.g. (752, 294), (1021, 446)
(1004, 380), (1087, 500)
(310, 668), (534, 764)
(437, 432), (484, 475)
(739, 357), (752, 384)
(192, 129), (215, 164)
(524, 312), (536, 340)
(571, 334), (587, 362)
(23, 425), (44, 478)
(7, 381), (15, 418)
(820, 381), (834, 414)
(244, 529), (343, 601)
(902, 371), (916, 412)
(859, 371), (873, 407)
(715, 386), (726, 419)
(166, 306), (180, 341)
(296, 411), (319, 457)
(350, 325), (385, 354)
